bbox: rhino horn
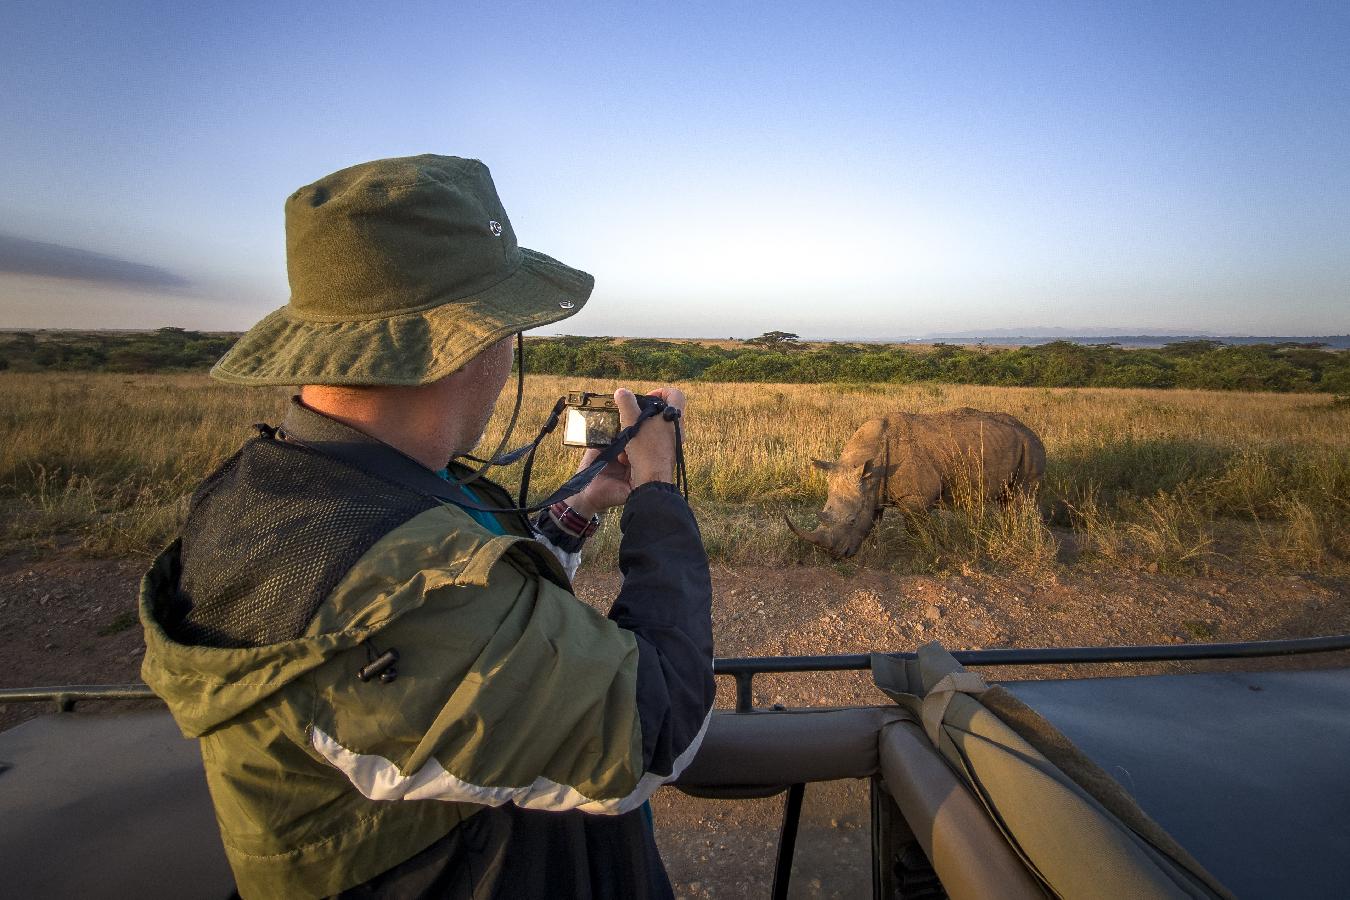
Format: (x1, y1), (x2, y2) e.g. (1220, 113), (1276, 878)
(784, 515), (849, 558)
(811, 458), (837, 472)
(785, 514), (825, 545)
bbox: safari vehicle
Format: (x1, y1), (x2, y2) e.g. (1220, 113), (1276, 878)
(3, 634), (1349, 899)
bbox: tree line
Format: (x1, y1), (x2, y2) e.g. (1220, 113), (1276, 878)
(0, 328), (235, 373)
(2, 329), (1347, 394)
(526, 335), (1350, 394)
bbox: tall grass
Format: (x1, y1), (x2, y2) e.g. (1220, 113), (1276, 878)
(1, 373), (1345, 575)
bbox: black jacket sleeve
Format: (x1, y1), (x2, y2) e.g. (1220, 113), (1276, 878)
(607, 482), (716, 777)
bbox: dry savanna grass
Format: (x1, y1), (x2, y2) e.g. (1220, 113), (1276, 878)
(1, 372), (1347, 577)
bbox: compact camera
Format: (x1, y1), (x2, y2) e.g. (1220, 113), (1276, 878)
(562, 390), (662, 448)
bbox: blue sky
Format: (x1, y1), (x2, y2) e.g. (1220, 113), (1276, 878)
(2, 1), (1347, 338)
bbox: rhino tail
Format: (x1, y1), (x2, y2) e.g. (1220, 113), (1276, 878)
(1013, 428), (1047, 493)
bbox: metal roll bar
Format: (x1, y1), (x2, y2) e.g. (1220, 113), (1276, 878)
(3, 633), (1349, 715)
(717, 633), (1350, 712)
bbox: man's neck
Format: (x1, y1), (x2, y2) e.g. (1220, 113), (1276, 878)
(297, 339), (511, 472)
(298, 385), (465, 471)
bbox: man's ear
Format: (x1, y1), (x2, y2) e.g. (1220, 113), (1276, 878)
(811, 458), (837, 473)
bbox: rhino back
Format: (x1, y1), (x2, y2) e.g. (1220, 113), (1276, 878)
(888, 410), (1031, 494)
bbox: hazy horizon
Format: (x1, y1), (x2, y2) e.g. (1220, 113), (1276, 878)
(3, 2), (1347, 337)
(7, 324), (1349, 346)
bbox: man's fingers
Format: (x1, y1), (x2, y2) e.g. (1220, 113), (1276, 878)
(646, 387), (687, 412)
(574, 447), (601, 474)
(614, 384), (684, 487)
(615, 388), (641, 428)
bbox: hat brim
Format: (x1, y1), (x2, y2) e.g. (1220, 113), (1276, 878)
(210, 248), (593, 386)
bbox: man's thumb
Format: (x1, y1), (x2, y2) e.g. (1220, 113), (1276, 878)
(614, 388), (640, 428)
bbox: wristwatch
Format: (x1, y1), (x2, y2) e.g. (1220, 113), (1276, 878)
(549, 501), (601, 538)
(532, 501), (600, 554)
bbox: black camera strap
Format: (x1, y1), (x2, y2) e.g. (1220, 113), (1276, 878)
(447, 333), (688, 512)
(277, 330), (688, 518)
(450, 333), (528, 489)
(448, 397), (682, 514)
(458, 395), (569, 507)
(279, 395), (682, 519)
(460, 396), (689, 511)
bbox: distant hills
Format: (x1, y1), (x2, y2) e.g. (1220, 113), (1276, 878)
(4, 327), (1347, 351)
(911, 330), (1350, 349)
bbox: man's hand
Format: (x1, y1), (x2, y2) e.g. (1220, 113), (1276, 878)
(564, 386), (687, 517)
(617, 386), (685, 488)
(563, 448), (631, 520)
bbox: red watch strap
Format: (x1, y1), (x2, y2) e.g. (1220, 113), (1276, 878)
(549, 501), (600, 538)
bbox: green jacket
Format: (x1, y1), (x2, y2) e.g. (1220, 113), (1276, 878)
(140, 406), (714, 898)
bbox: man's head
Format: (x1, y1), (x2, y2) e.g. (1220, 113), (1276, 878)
(211, 155), (592, 388)
(209, 154), (592, 468)
(298, 334), (516, 466)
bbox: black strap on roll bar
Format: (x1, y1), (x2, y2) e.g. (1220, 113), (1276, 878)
(771, 782), (806, 900)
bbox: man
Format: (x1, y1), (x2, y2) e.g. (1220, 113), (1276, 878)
(138, 155), (715, 898)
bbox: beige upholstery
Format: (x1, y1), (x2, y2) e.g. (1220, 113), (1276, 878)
(879, 721), (1045, 900)
(674, 706), (906, 792)
(873, 645), (1232, 899)
(676, 707), (1048, 897)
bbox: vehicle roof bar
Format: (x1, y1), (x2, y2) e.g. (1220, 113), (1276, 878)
(3, 633), (1348, 714)
(717, 632), (1350, 711)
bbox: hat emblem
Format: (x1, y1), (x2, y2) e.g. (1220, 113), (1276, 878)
(559, 300), (575, 309)
(489, 220), (503, 237)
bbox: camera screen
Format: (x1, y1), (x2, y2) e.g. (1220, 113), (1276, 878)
(563, 407), (620, 448)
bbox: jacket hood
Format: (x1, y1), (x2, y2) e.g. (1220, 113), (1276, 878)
(138, 540), (372, 737)
(139, 511), (569, 738)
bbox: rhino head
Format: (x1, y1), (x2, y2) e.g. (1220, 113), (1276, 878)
(788, 423), (891, 555)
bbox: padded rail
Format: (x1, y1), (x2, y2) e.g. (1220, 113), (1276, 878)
(0, 705), (909, 899)
(878, 721), (1043, 900)
(673, 706), (905, 794)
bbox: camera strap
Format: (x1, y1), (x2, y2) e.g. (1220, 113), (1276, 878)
(277, 329), (688, 518)
(460, 395), (569, 507)
(450, 333), (528, 489)
(447, 397), (683, 514)
(275, 397), (680, 521)
(448, 333), (689, 512)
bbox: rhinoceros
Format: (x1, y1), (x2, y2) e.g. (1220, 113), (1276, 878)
(787, 408), (1046, 558)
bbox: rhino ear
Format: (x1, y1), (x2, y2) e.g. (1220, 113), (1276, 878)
(861, 459), (877, 478)
(812, 458), (837, 473)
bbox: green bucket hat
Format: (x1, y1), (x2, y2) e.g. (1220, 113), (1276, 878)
(211, 154), (593, 386)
